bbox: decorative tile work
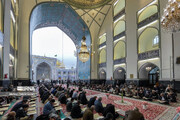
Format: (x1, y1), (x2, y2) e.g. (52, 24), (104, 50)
(138, 49), (159, 60)
(30, 2), (91, 80)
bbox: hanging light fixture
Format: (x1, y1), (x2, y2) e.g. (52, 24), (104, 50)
(161, 0), (180, 32)
(78, 35), (90, 63)
(78, 0), (90, 63)
(145, 67), (152, 72)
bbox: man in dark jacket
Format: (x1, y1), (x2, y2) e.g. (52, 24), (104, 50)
(43, 99), (55, 115)
(16, 104), (32, 120)
(94, 97), (104, 114)
(66, 98), (74, 112)
(88, 96), (97, 108)
(11, 99), (28, 112)
(80, 91), (88, 105)
(124, 107), (144, 120)
(70, 101), (83, 119)
(58, 92), (67, 104)
(103, 104), (119, 120)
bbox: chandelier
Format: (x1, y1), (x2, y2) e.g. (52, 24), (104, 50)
(145, 67), (152, 72)
(78, 36), (90, 63)
(161, 0), (180, 32)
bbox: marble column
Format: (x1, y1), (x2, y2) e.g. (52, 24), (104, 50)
(3, 0), (11, 85)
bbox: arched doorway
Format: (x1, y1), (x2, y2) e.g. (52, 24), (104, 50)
(113, 67), (126, 85)
(30, 2), (91, 81)
(139, 62), (159, 86)
(36, 62), (51, 81)
(99, 69), (106, 80)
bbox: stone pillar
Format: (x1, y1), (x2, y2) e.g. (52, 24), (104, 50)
(3, 0), (11, 85)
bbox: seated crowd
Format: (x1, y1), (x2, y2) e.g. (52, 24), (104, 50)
(36, 83), (145, 120)
(84, 82), (177, 105)
(0, 81), (177, 120)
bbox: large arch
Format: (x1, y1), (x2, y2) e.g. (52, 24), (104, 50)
(138, 27), (159, 53)
(114, 40), (125, 60)
(99, 49), (106, 64)
(139, 62), (160, 85)
(114, 0), (125, 16)
(99, 69), (106, 80)
(113, 67), (126, 84)
(36, 62), (52, 81)
(138, 5), (158, 23)
(114, 20), (125, 37)
(30, 2), (91, 80)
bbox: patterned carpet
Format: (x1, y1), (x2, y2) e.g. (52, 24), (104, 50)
(85, 89), (180, 120)
(35, 86), (180, 120)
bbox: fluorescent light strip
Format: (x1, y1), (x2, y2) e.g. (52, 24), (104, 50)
(138, 20), (158, 31)
(114, 15), (125, 24)
(114, 63), (126, 67)
(10, 10), (15, 23)
(14, 0), (16, 3)
(138, 57), (159, 63)
(99, 45), (106, 50)
(138, 0), (158, 14)
(99, 33), (106, 39)
(9, 54), (14, 59)
(114, 0), (119, 6)
(114, 36), (125, 43)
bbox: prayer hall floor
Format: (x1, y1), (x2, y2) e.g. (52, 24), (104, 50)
(35, 85), (180, 120)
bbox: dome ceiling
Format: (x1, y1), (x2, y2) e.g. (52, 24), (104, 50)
(63, 0), (112, 9)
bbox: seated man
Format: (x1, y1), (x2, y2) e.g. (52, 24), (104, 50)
(99, 112), (114, 120)
(83, 106), (94, 120)
(16, 104), (33, 120)
(58, 92), (67, 104)
(103, 104), (119, 120)
(158, 93), (169, 104)
(11, 99), (28, 113)
(124, 107), (144, 120)
(88, 96), (97, 108)
(43, 99), (56, 115)
(72, 91), (78, 100)
(151, 90), (158, 99)
(66, 98), (74, 112)
(80, 91), (88, 105)
(167, 91), (177, 102)
(143, 91), (152, 101)
(94, 97), (104, 114)
(70, 101), (83, 119)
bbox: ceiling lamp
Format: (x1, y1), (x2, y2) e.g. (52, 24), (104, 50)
(145, 67), (152, 72)
(78, 36), (90, 63)
(78, 0), (90, 63)
(161, 0), (180, 32)
(118, 69), (122, 73)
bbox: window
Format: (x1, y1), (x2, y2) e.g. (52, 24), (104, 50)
(153, 36), (159, 46)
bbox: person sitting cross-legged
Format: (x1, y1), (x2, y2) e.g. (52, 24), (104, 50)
(43, 99), (56, 115)
(99, 112), (114, 120)
(80, 91), (88, 105)
(66, 98), (74, 112)
(124, 107), (144, 120)
(94, 97), (104, 114)
(103, 104), (119, 120)
(16, 104), (33, 120)
(70, 101), (83, 119)
(83, 106), (94, 120)
(11, 99), (28, 113)
(158, 93), (169, 104)
(88, 96), (97, 108)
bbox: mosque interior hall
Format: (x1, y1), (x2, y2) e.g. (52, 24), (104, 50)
(0, 0), (180, 120)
